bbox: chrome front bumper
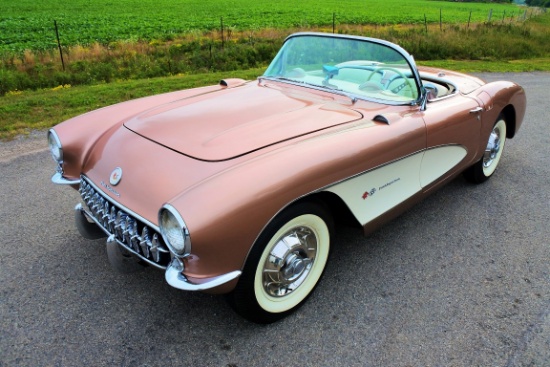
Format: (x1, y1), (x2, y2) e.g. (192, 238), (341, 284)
(73, 176), (241, 291)
(51, 172), (80, 185)
(165, 258), (241, 291)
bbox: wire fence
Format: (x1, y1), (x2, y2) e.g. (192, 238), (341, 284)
(1, 6), (547, 95)
(43, 7), (545, 71)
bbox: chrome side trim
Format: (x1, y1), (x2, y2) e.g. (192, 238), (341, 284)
(242, 143), (466, 265)
(51, 172), (80, 185)
(165, 258), (241, 291)
(241, 147), (426, 266)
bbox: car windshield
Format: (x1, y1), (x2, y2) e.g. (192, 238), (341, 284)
(263, 34), (420, 104)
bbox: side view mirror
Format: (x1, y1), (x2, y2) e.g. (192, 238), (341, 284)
(419, 86), (429, 111)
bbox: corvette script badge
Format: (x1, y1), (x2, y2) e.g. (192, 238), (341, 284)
(109, 167), (123, 186)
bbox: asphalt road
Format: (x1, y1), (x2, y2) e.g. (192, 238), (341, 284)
(1, 73), (549, 367)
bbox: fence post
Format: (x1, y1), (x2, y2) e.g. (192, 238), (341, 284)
(424, 14), (428, 34)
(502, 10), (506, 24)
(54, 20), (65, 71)
(439, 8), (442, 31)
(333, 12), (335, 33)
(487, 9), (492, 24)
(468, 11), (472, 29)
(220, 17), (224, 49)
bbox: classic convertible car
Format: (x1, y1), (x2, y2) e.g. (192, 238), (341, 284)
(49, 32), (526, 323)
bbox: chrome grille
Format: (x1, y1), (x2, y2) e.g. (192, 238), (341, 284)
(79, 178), (170, 269)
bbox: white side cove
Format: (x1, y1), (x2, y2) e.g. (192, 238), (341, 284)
(420, 145), (467, 187)
(324, 145), (467, 226)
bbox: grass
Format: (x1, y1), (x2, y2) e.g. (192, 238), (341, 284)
(1, 59), (548, 141)
(0, 68), (263, 139)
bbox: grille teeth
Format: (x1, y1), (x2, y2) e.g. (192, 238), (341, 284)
(102, 202), (110, 227)
(108, 206), (117, 232)
(151, 234), (161, 262)
(79, 178), (169, 268)
(139, 227), (151, 258)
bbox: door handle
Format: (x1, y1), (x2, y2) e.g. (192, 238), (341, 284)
(469, 107), (484, 114)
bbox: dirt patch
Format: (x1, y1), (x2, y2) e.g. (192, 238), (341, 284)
(0, 130), (48, 163)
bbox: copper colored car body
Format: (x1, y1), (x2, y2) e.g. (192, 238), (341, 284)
(49, 33), (526, 323)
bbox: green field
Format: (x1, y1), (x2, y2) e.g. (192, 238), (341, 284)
(1, 0), (549, 139)
(0, 0), (526, 52)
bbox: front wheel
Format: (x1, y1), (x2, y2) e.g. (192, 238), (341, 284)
(463, 117), (507, 184)
(227, 202), (333, 324)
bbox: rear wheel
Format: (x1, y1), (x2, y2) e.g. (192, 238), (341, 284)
(227, 202), (333, 323)
(464, 116), (507, 184)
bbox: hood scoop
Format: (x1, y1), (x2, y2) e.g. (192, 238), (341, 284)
(124, 84), (362, 161)
(219, 78), (247, 88)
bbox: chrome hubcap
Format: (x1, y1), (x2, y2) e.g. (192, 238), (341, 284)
(262, 227), (317, 297)
(483, 126), (501, 168)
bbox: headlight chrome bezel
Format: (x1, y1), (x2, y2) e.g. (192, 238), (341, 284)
(159, 204), (191, 258)
(47, 129), (63, 165)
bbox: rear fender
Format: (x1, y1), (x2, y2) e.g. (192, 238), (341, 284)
(473, 81), (526, 161)
(476, 81), (526, 139)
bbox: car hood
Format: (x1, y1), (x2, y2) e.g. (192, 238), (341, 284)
(124, 82), (363, 161)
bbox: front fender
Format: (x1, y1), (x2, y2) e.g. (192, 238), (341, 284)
(166, 113), (426, 285)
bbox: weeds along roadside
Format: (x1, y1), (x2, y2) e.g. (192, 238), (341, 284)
(0, 68), (265, 140)
(2, 15), (550, 96)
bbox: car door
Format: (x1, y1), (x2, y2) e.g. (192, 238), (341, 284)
(419, 94), (482, 190)
(325, 105), (427, 226)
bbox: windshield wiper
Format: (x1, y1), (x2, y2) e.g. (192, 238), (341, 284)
(318, 81), (343, 91)
(261, 76), (356, 103)
(260, 76), (305, 84)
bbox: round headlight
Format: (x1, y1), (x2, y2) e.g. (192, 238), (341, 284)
(159, 205), (191, 257)
(47, 129), (63, 163)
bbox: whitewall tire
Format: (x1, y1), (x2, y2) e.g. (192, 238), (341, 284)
(227, 201), (333, 323)
(464, 116), (507, 184)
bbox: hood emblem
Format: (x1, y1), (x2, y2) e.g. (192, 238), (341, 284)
(109, 167), (123, 186)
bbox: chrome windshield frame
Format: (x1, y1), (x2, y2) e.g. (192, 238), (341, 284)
(263, 32), (425, 107)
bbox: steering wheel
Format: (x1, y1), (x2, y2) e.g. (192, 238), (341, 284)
(363, 66), (414, 95)
(334, 63), (384, 83)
